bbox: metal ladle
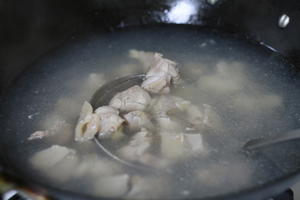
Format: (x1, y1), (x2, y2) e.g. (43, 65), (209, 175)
(243, 129), (300, 150)
(90, 74), (150, 170)
(89, 74), (207, 171)
(90, 74), (300, 168)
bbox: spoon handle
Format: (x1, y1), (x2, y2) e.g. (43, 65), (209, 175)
(243, 129), (300, 150)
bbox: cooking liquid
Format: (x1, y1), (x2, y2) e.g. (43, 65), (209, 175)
(1, 25), (300, 199)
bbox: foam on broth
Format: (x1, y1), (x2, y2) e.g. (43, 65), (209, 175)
(2, 25), (300, 199)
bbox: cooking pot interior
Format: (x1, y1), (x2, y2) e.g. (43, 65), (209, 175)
(1, 0), (300, 200)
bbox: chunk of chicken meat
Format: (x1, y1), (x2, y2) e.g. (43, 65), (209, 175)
(74, 154), (123, 178)
(75, 101), (100, 142)
(184, 133), (207, 155)
(109, 85), (151, 112)
(93, 174), (130, 197)
(95, 106), (125, 139)
(160, 131), (186, 160)
(123, 110), (153, 131)
(30, 145), (78, 182)
(118, 128), (153, 161)
(126, 176), (169, 199)
(151, 95), (222, 131)
(141, 53), (180, 94)
(150, 95), (190, 117)
(160, 131), (207, 161)
(186, 104), (222, 131)
(156, 116), (183, 131)
(28, 130), (50, 140)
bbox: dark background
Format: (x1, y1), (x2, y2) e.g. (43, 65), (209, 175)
(0, 0), (300, 95)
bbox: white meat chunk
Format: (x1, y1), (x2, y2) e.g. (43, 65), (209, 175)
(28, 130), (50, 140)
(160, 131), (207, 160)
(39, 112), (70, 134)
(95, 106), (125, 139)
(186, 104), (222, 131)
(75, 101), (100, 142)
(123, 110), (153, 131)
(31, 145), (75, 169)
(93, 174), (130, 197)
(126, 176), (169, 199)
(118, 128), (153, 161)
(74, 154), (122, 178)
(150, 95), (190, 117)
(156, 116), (183, 131)
(184, 133), (207, 155)
(38, 112), (73, 144)
(109, 85), (151, 112)
(30, 145), (78, 182)
(141, 53), (180, 94)
(160, 131), (186, 160)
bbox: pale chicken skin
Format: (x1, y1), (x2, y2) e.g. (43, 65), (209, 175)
(109, 85), (151, 112)
(95, 106), (125, 139)
(123, 110), (153, 131)
(141, 53), (180, 94)
(75, 102), (125, 141)
(75, 101), (100, 142)
(118, 128), (153, 162)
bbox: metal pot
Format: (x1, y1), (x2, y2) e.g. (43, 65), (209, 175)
(1, 0), (300, 199)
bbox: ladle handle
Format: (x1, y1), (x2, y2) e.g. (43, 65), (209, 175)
(243, 129), (300, 150)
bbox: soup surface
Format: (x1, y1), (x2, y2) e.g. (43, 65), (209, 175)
(2, 25), (300, 199)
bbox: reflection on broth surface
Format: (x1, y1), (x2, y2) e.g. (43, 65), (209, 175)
(2, 26), (300, 199)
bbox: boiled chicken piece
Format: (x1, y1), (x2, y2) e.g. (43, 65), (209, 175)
(123, 110), (153, 131)
(126, 176), (169, 199)
(75, 101), (100, 142)
(30, 145), (78, 182)
(31, 145), (76, 169)
(160, 131), (186, 160)
(28, 130), (50, 140)
(109, 85), (151, 112)
(141, 53), (180, 94)
(184, 133), (207, 155)
(118, 128), (153, 161)
(74, 154), (122, 178)
(38, 112), (73, 144)
(95, 106), (125, 139)
(186, 104), (222, 131)
(93, 174), (130, 197)
(156, 116), (183, 132)
(160, 131), (207, 160)
(150, 95), (191, 117)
